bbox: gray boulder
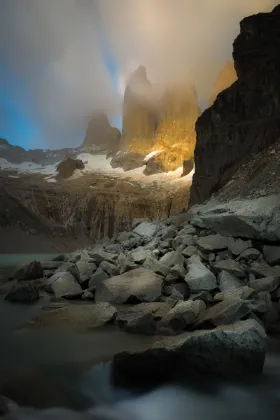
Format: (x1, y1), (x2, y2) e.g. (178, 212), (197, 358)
(172, 235), (194, 249)
(112, 319), (267, 388)
(133, 222), (159, 238)
(161, 227), (177, 240)
(263, 245), (280, 265)
(196, 298), (250, 327)
(46, 271), (82, 298)
(13, 261), (43, 281)
(227, 238), (252, 256)
(249, 261), (280, 278)
(95, 268), (163, 304)
(218, 271), (245, 291)
(214, 286), (255, 302)
(189, 195), (280, 242)
(130, 247), (151, 264)
(169, 264), (187, 280)
(163, 283), (191, 300)
(159, 251), (185, 268)
(143, 256), (169, 277)
(182, 246), (199, 258)
(185, 255), (217, 292)
(196, 234), (229, 252)
(5, 282), (39, 303)
(89, 250), (117, 265)
(249, 276), (280, 293)
(29, 303), (117, 329)
(88, 268), (109, 289)
(41, 261), (63, 270)
(99, 260), (119, 276)
(237, 248), (261, 262)
(158, 300), (206, 332)
(76, 261), (97, 285)
(212, 259), (245, 278)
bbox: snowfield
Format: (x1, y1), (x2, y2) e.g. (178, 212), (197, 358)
(0, 153), (194, 186)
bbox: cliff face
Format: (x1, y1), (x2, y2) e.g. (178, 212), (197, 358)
(208, 61), (237, 106)
(83, 113), (121, 152)
(152, 84), (200, 171)
(0, 170), (191, 253)
(189, 5), (280, 206)
(121, 66), (157, 153)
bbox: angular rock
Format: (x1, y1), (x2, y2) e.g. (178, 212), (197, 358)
(191, 291), (213, 303)
(41, 261), (63, 270)
(143, 256), (169, 277)
(182, 245), (198, 258)
(13, 261), (43, 281)
(172, 235), (194, 249)
(263, 245), (280, 266)
(46, 271), (82, 298)
(196, 298), (250, 327)
(130, 247), (151, 264)
(185, 255), (217, 293)
(159, 251), (185, 268)
(76, 261), (97, 285)
(161, 227), (177, 240)
(196, 234), (229, 253)
(99, 260), (119, 276)
(56, 157), (84, 179)
(95, 268), (163, 304)
(158, 300), (206, 332)
(237, 248), (261, 262)
(169, 264), (187, 280)
(5, 282), (39, 304)
(214, 286), (255, 302)
(89, 250), (117, 265)
(218, 271), (245, 291)
(227, 238), (252, 256)
(249, 261), (280, 278)
(88, 268), (109, 289)
(133, 222), (159, 238)
(30, 303), (117, 329)
(112, 319), (267, 388)
(249, 276), (280, 293)
(117, 302), (172, 324)
(212, 259), (245, 278)
(163, 283), (190, 300)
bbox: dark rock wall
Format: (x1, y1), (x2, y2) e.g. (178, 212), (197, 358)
(189, 5), (280, 206)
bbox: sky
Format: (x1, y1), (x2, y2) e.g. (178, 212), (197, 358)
(0, 0), (278, 150)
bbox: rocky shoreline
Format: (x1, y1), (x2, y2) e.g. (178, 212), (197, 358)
(1, 194), (280, 389)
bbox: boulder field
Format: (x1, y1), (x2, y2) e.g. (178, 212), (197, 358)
(2, 194), (280, 387)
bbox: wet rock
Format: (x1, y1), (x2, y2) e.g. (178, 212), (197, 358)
(5, 282), (39, 303)
(218, 271), (245, 291)
(159, 251), (185, 268)
(143, 256), (169, 277)
(88, 268), (109, 289)
(196, 234), (229, 252)
(196, 298), (250, 327)
(46, 271), (82, 298)
(30, 303), (117, 329)
(158, 300), (206, 332)
(112, 319), (267, 388)
(133, 222), (159, 238)
(212, 259), (245, 278)
(263, 245), (280, 265)
(249, 276), (280, 293)
(95, 268), (163, 304)
(185, 255), (217, 293)
(237, 248), (261, 262)
(227, 238), (252, 256)
(13, 261), (43, 281)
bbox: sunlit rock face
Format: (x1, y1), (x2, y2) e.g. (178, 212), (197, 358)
(208, 61), (237, 106)
(121, 66), (157, 154)
(120, 68), (200, 174)
(190, 5), (280, 206)
(151, 84), (200, 172)
(82, 112), (121, 153)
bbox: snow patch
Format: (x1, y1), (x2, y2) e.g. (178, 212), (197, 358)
(144, 150), (164, 162)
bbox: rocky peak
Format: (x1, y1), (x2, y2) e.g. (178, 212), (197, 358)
(82, 112), (121, 153)
(189, 6), (280, 207)
(121, 66), (157, 153)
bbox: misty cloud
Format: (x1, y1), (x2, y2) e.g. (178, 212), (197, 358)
(0, 0), (278, 149)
